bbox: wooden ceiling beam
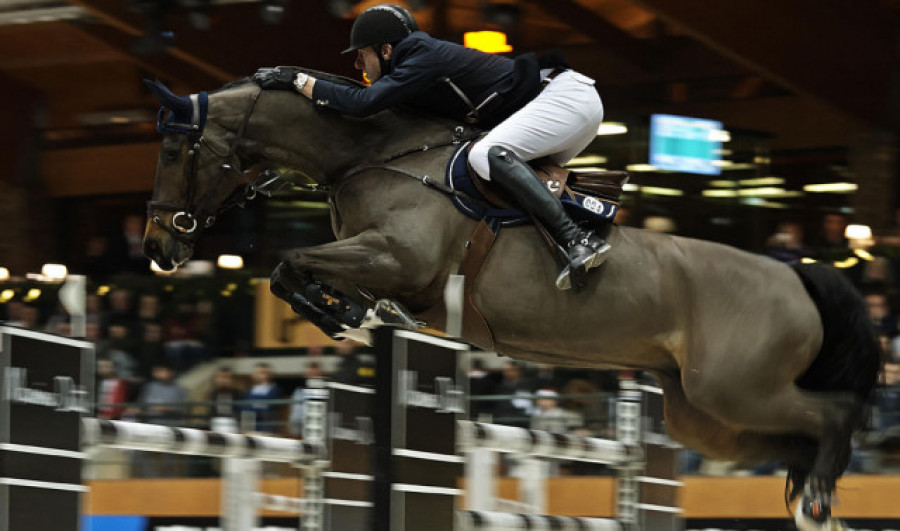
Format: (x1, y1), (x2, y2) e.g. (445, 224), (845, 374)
(72, 21), (225, 89)
(66, 0), (233, 84)
(631, 0), (900, 129)
(522, 0), (655, 71)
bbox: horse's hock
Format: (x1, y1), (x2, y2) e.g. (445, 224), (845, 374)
(0, 325), (681, 530)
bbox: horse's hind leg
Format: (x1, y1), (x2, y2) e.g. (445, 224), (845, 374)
(654, 371), (817, 471)
(682, 365), (862, 522)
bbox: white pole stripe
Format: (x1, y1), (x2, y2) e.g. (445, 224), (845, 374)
(392, 484), (462, 496)
(0, 326), (93, 348)
(327, 381), (375, 394)
(322, 472), (374, 481)
(324, 498), (374, 508)
(81, 418), (324, 463)
(393, 448), (466, 463)
(0, 443), (86, 459)
(458, 421), (632, 464)
(635, 502), (684, 514)
(636, 476), (683, 487)
(0, 478), (88, 492)
(456, 510), (623, 530)
(395, 329), (469, 351)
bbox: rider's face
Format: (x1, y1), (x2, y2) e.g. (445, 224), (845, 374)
(354, 45), (390, 84)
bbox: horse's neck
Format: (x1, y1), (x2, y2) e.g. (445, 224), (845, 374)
(243, 90), (463, 182)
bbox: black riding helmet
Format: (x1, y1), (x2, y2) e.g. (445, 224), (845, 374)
(342, 4), (419, 55)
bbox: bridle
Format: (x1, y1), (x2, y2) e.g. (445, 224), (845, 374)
(147, 86), (273, 243)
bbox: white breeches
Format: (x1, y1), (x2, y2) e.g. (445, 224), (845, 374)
(469, 69), (604, 181)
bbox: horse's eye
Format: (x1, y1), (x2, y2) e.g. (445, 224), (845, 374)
(164, 149), (180, 163)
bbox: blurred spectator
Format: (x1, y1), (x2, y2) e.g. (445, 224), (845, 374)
(530, 389), (583, 433)
(333, 341), (375, 386)
(96, 358), (129, 420)
(813, 213), (850, 259)
(83, 235), (115, 280)
(2, 301), (27, 327)
(98, 317), (140, 382)
(532, 363), (567, 391)
(163, 300), (207, 372)
(242, 362), (284, 433)
(135, 363), (187, 426)
(492, 362), (535, 428)
(109, 214), (149, 275)
(288, 362), (326, 436)
(468, 358), (499, 420)
(765, 221), (811, 263)
(865, 291), (898, 338)
(560, 378), (610, 437)
(137, 322), (167, 383)
(107, 288), (136, 328)
(132, 363), (188, 477)
(207, 367), (241, 431)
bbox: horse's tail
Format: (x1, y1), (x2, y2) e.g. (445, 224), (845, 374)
(791, 261), (882, 399)
(784, 261), (883, 504)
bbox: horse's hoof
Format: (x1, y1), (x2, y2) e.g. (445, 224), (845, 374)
(373, 299), (421, 329)
(795, 497), (842, 531)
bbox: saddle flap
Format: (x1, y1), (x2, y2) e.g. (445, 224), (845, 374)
(568, 170), (630, 200)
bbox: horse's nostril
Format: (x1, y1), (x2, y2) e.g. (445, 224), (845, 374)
(143, 239), (160, 258)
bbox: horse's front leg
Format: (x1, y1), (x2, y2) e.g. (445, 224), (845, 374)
(270, 230), (427, 340)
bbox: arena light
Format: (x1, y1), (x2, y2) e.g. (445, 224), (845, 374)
(803, 182), (858, 193)
(702, 189), (738, 198)
(570, 166), (606, 173)
(0, 267), (8, 281)
(846, 224), (874, 249)
(567, 155), (607, 166)
(41, 263), (68, 281)
(833, 256), (859, 269)
(217, 254), (244, 270)
(640, 186), (683, 197)
(597, 122), (628, 136)
(463, 31), (512, 53)
(736, 187), (802, 198)
(854, 249), (875, 261)
(845, 224), (872, 240)
(625, 164), (658, 172)
(23, 288), (41, 302)
(738, 177), (784, 186)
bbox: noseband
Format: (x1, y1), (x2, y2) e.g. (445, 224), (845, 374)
(148, 87), (268, 243)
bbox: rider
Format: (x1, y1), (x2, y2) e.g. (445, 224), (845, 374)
(254, 3), (609, 290)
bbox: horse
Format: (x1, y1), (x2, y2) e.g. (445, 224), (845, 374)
(141, 73), (881, 529)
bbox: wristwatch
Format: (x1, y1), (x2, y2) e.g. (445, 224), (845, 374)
(293, 72), (309, 93)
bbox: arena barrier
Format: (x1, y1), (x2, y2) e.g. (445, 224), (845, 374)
(0, 324), (681, 531)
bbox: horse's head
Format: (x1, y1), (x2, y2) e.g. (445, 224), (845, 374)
(142, 80), (263, 270)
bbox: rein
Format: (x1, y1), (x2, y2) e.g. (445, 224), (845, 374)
(332, 125), (488, 207)
(148, 87), (264, 242)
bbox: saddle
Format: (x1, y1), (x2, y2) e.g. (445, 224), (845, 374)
(445, 141), (628, 227)
(445, 141), (629, 350)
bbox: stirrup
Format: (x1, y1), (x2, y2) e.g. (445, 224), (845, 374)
(555, 240), (611, 290)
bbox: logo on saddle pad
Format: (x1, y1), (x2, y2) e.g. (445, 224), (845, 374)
(582, 196), (606, 215)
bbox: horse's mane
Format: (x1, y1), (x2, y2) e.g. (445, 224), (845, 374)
(213, 68), (363, 94)
(213, 68), (476, 135)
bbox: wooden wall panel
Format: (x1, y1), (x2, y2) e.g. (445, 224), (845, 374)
(85, 476), (900, 519)
(40, 143), (158, 197)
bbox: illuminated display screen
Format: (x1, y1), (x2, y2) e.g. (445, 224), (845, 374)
(650, 114), (723, 175)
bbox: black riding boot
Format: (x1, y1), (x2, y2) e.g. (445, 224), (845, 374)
(487, 146), (611, 290)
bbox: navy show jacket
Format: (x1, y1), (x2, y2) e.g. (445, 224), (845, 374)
(311, 31), (545, 128)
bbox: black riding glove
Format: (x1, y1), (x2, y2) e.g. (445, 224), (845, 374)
(253, 66), (301, 91)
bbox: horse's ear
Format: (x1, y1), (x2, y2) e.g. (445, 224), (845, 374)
(143, 79), (192, 114)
